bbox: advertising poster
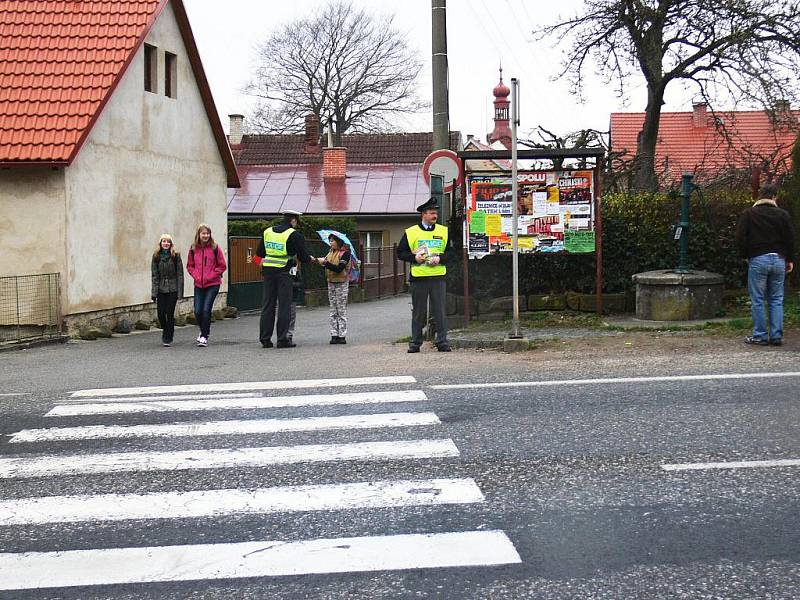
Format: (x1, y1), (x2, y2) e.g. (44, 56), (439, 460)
(466, 170), (594, 258)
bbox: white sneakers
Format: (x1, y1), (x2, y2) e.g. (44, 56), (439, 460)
(197, 336), (208, 347)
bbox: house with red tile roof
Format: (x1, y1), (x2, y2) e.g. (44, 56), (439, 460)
(227, 113), (461, 251)
(610, 102), (800, 185)
(0, 0), (238, 331)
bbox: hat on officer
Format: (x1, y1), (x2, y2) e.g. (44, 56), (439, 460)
(416, 198), (438, 213)
(282, 209), (302, 222)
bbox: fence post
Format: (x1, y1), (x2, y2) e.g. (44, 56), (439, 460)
(15, 276), (21, 343)
(377, 246), (382, 298)
(392, 243), (398, 295)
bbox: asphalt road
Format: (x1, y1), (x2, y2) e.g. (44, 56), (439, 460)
(1, 295), (799, 598)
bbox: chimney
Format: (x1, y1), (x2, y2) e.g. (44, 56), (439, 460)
(228, 114), (244, 145)
(692, 102), (707, 128)
(323, 147), (347, 180)
(304, 113), (320, 153)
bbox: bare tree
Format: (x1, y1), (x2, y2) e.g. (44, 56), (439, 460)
(536, 0), (800, 191)
(245, 0), (426, 138)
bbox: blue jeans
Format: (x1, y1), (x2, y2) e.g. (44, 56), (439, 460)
(748, 254), (785, 341)
(193, 285), (220, 338)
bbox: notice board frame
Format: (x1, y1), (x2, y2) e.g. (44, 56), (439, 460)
(456, 147), (606, 321)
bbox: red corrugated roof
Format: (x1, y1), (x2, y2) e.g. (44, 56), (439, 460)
(227, 163), (429, 216)
(610, 108), (800, 180)
(0, 0), (239, 186)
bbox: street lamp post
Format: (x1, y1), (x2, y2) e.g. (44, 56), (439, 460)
(509, 77), (521, 339)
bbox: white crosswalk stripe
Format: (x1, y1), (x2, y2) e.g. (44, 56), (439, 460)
(9, 411), (442, 443)
(0, 377), (521, 592)
(46, 389), (428, 416)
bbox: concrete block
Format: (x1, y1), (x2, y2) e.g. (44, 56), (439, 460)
(186, 314), (198, 325)
(222, 306), (239, 319)
(112, 319), (132, 334)
(633, 270), (724, 320)
(503, 337), (530, 353)
(527, 294), (566, 311)
(95, 325), (113, 338)
(134, 320), (151, 331)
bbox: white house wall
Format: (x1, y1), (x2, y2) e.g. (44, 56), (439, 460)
(64, 1), (228, 316)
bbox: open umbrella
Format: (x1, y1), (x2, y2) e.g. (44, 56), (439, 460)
(316, 229), (359, 262)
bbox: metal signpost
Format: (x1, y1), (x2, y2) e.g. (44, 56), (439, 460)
(509, 78), (521, 339)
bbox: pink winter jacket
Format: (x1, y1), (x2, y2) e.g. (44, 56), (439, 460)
(187, 244), (227, 288)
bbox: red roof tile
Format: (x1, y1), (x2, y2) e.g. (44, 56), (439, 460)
(0, 0), (239, 187)
(610, 108), (800, 181)
(236, 131), (462, 165)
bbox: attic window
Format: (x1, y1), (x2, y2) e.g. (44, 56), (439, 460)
(144, 44), (157, 93)
(165, 52), (177, 98)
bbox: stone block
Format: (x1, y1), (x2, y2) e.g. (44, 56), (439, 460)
(212, 309), (224, 322)
(78, 327), (99, 340)
(95, 325), (113, 338)
(526, 294), (567, 311)
(175, 315), (187, 327)
(112, 319), (132, 334)
(222, 306), (239, 319)
(186, 313), (198, 325)
(503, 337), (530, 353)
(134, 320), (151, 331)
(475, 312), (506, 323)
(446, 293), (458, 316)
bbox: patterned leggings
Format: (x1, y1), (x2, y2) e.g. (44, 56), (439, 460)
(328, 281), (349, 337)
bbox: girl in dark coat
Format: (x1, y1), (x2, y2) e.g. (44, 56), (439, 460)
(151, 234), (184, 346)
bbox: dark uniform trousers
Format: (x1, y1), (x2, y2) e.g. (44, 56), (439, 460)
(260, 268), (293, 344)
(410, 278), (448, 347)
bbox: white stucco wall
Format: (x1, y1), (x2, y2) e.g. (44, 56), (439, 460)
(64, 1), (229, 315)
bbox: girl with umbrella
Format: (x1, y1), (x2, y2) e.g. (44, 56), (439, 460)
(315, 231), (352, 344)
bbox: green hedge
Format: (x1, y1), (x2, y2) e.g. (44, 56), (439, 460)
(448, 187), (800, 297)
(228, 217), (358, 291)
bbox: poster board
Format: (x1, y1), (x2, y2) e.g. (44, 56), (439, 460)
(465, 170), (595, 258)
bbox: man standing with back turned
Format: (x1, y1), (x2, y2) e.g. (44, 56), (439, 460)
(397, 198), (455, 353)
(254, 210), (313, 348)
(736, 184), (796, 346)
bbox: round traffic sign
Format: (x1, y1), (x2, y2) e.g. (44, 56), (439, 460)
(422, 149), (462, 193)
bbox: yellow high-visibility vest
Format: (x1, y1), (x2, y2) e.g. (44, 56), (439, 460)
(406, 224), (448, 277)
(262, 227), (294, 268)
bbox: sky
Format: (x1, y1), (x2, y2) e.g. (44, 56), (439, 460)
(183, 0), (697, 142)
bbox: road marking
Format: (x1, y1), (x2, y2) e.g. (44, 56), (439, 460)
(46, 389), (428, 417)
(662, 458), (800, 472)
(9, 412), (441, 443)
(430, 371), (800, 390)
(0, 530), (521, 590)
(0, 478), (484, 525)
(70, 376), (417, 398)
(0, 439), (460, 478)
(57, 392), (262, 405)
(0, 393), (30, 397)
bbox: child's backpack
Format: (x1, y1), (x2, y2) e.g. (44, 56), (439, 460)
(347, 254), (361, 283)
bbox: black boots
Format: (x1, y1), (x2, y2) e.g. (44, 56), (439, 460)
(330, 336), (347, 344)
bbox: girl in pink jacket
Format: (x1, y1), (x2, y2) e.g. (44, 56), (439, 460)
(187, 224), (226, 347)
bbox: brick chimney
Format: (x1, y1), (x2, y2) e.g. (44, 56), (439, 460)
(692, 102), (707, 128)
(304, 113), (320, 153)
(323, 147), (347, 180)
(228, 114), (244, 145)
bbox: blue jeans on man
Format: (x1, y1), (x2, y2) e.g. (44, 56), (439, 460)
(747, 253), (785, 342)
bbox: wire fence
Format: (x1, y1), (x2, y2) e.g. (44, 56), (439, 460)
(0, 273), (61, 345)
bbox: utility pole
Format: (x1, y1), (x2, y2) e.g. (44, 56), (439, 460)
(509, 78), (522, 339)
(431, 0), (449, 152)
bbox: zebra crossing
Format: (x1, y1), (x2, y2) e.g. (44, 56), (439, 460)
(0, 375), (521, 593)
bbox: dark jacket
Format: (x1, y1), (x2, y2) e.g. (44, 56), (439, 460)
(736, 201), (796, 262)
(151, 252), (184, 298)
(255, 223), (313, 271)
(396, 223), (455, 281)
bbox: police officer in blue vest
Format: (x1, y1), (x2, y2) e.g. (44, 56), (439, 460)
(254, 210), (313, 348)
(396, 198), (455, 353)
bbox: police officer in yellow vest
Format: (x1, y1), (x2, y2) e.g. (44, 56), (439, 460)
(396, 198), (455, 353)
(254, 210), (313, 348)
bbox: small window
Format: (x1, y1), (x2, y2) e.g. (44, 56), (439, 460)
(144, 44), (157, 93)
(165, 52), (177, 98)
(359, 231), (385, 265)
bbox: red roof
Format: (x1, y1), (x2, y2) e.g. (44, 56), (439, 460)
(229, 131), (461, 215)
(235, 132), (462, 165)
(0, 0), (239, 186)
(610, 107), (800, 181)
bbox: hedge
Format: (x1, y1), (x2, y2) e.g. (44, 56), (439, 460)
(447, 186), (800, 298)
(228, 217), (358, 291)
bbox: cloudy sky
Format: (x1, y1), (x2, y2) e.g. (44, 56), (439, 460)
(183, 0), (697, 142)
